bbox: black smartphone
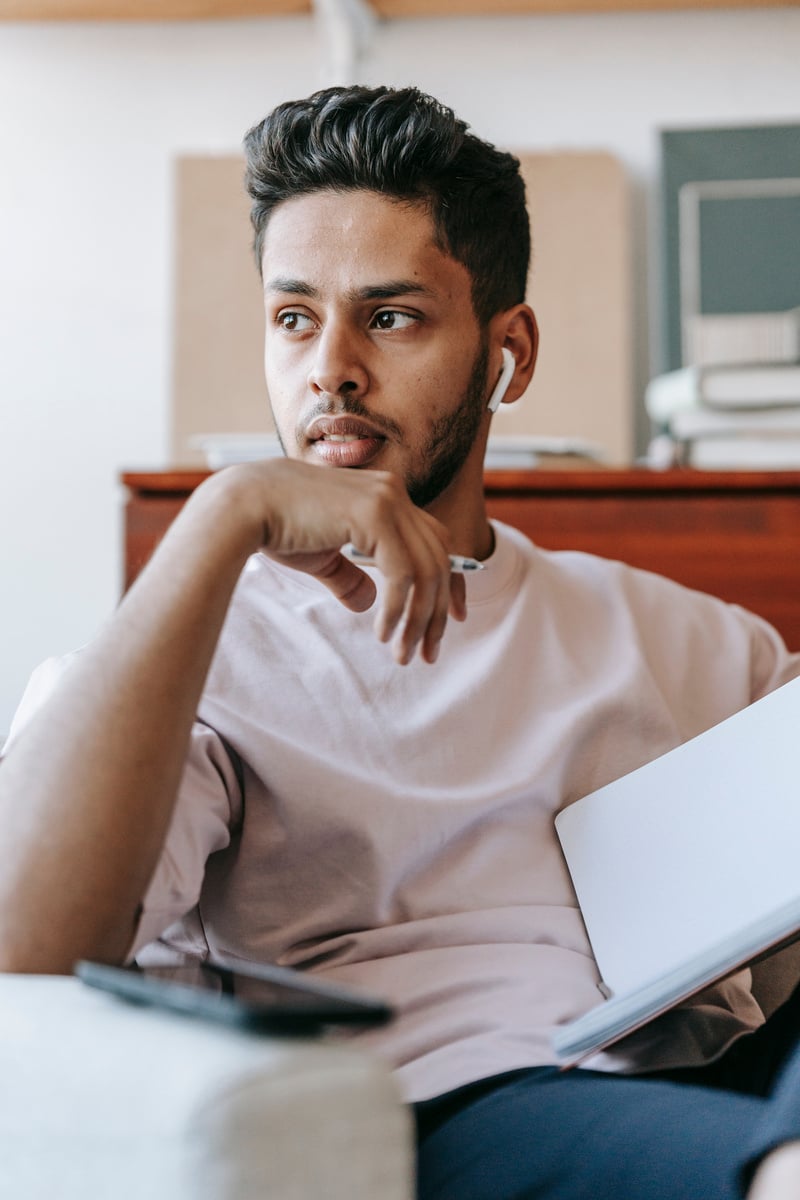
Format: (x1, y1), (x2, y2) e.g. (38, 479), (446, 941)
(74, 954), (393, 1034)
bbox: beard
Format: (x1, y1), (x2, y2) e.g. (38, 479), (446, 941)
(273, 335), (490, 509)
(404, 338), (489, 509)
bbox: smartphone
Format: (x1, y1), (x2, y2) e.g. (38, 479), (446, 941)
(74, 954), (393, 1034)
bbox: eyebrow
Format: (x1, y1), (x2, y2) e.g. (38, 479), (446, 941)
(265, 277), (318, 298)
(265, 276), (436, 303)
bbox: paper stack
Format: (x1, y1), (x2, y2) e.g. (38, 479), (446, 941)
(553, 673), (800, 1065)
(484, 436), (607, 470)
(190, 433), (608, 473)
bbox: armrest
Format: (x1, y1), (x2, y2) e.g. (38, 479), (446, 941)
(0, 974), (413, 1200)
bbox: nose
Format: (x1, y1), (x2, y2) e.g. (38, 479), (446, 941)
(307, 322), (369, 399)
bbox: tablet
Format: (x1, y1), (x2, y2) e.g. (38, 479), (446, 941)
(74, 954), (393, 1034)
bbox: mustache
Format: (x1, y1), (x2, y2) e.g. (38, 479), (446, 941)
(298, 396), (404, 444)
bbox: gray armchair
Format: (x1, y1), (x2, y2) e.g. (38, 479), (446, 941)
(0, 973), (413, 1199)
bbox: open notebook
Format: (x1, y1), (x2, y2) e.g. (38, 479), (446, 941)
(553, 674), (800, 1066)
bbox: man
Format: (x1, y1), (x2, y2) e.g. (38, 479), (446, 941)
(2, 84), (800, 1199)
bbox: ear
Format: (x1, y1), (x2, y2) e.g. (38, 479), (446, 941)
(489, 305), (539, 408)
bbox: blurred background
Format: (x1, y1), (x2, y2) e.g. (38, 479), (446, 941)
(1, 1), (799, 735)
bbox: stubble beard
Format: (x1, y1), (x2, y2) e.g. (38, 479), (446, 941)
(405, 338), (489, 509)
(270, 336), (490, 510)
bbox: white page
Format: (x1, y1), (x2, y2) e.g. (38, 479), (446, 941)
(555, 675), (800, 998)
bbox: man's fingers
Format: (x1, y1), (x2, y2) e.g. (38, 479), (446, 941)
(449, 574), (468, 623)
(417, 574), (467, 662)
(392, 570), (446, 665)
(299, 536), (464, 664)
(372, 517), (454, 664)
(313, 554), (378, 613)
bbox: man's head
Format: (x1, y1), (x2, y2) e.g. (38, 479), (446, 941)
(242, 86), (537, 539)
(243, 85), (530, 327)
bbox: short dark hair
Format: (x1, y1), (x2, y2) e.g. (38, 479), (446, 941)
(243, 85), (530, 325)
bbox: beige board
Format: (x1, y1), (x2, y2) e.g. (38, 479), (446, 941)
(172, 151), (632, 465)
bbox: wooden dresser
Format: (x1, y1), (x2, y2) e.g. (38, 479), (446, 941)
(121, 468), (800, 651)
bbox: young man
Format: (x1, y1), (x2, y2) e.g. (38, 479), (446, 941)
(3, 85), (800, 1199)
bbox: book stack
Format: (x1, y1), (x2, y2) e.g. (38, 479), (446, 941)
(646, 308), (800, 469)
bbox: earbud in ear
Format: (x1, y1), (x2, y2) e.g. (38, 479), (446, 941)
(487, 348), (516, 413)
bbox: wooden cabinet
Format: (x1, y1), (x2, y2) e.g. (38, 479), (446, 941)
(122, 467), (800, 649)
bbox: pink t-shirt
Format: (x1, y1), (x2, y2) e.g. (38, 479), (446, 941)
(11, 522), (800, 1101)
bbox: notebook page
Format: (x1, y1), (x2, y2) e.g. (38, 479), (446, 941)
(555, 675), (800, 998)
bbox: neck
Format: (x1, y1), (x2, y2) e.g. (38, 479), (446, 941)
(425, 448), (494, 561)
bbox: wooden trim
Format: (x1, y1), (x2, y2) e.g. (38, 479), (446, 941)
(2, 0), (795, 20)
(121, 466), (800, 495)
(482, 467), (800, 493)
(121, 469), (212, 494)
(0, 0), (308, 18)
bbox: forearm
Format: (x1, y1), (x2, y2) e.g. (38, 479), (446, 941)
(0, 456), (464, 974)
(0, 472), (260, 974)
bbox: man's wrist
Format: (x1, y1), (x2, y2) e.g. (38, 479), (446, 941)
(180, 463), (273, 564)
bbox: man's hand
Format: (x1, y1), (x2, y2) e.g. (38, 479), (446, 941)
(202, 458), (467, 665)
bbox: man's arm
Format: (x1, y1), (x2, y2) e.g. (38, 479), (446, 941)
(0, 460), (464, 974)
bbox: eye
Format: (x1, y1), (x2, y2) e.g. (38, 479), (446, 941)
(371, 310), (418, 331)
(277, 310), (315, 332)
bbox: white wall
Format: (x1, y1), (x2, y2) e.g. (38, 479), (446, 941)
(1, 8), (798, 734)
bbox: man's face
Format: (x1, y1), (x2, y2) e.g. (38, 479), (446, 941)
(261, 189), (490, 510)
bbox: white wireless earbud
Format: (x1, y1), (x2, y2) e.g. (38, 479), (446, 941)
(487, 348), (516, 413)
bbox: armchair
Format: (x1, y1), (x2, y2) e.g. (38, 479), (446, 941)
(0, 973), (413, 1199)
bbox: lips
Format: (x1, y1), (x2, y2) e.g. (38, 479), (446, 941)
(306, 415), (387, 468)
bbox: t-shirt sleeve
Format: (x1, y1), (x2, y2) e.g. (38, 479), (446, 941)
(3, 654), (242, 961)
(3, 654), (79, 754)
(128, 719), (243, 959)
(735, 603), (800, 701)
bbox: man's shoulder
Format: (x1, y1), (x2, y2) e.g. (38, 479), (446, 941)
(493, 519), (676, 597)
(494, 518), (768, 643)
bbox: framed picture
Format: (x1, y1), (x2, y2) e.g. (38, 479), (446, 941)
(661, 124), (800, 370)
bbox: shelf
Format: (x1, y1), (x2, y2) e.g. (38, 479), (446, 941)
(2, 0), (794, 20)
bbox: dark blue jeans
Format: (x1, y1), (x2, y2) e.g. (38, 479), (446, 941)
(414, 979), (800, 1199)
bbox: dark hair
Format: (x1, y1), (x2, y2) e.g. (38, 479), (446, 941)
(243, 85), (530, 325)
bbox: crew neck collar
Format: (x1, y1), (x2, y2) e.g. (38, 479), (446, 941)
(254, 520), (523, 606)
(461, 520), (522, 605)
